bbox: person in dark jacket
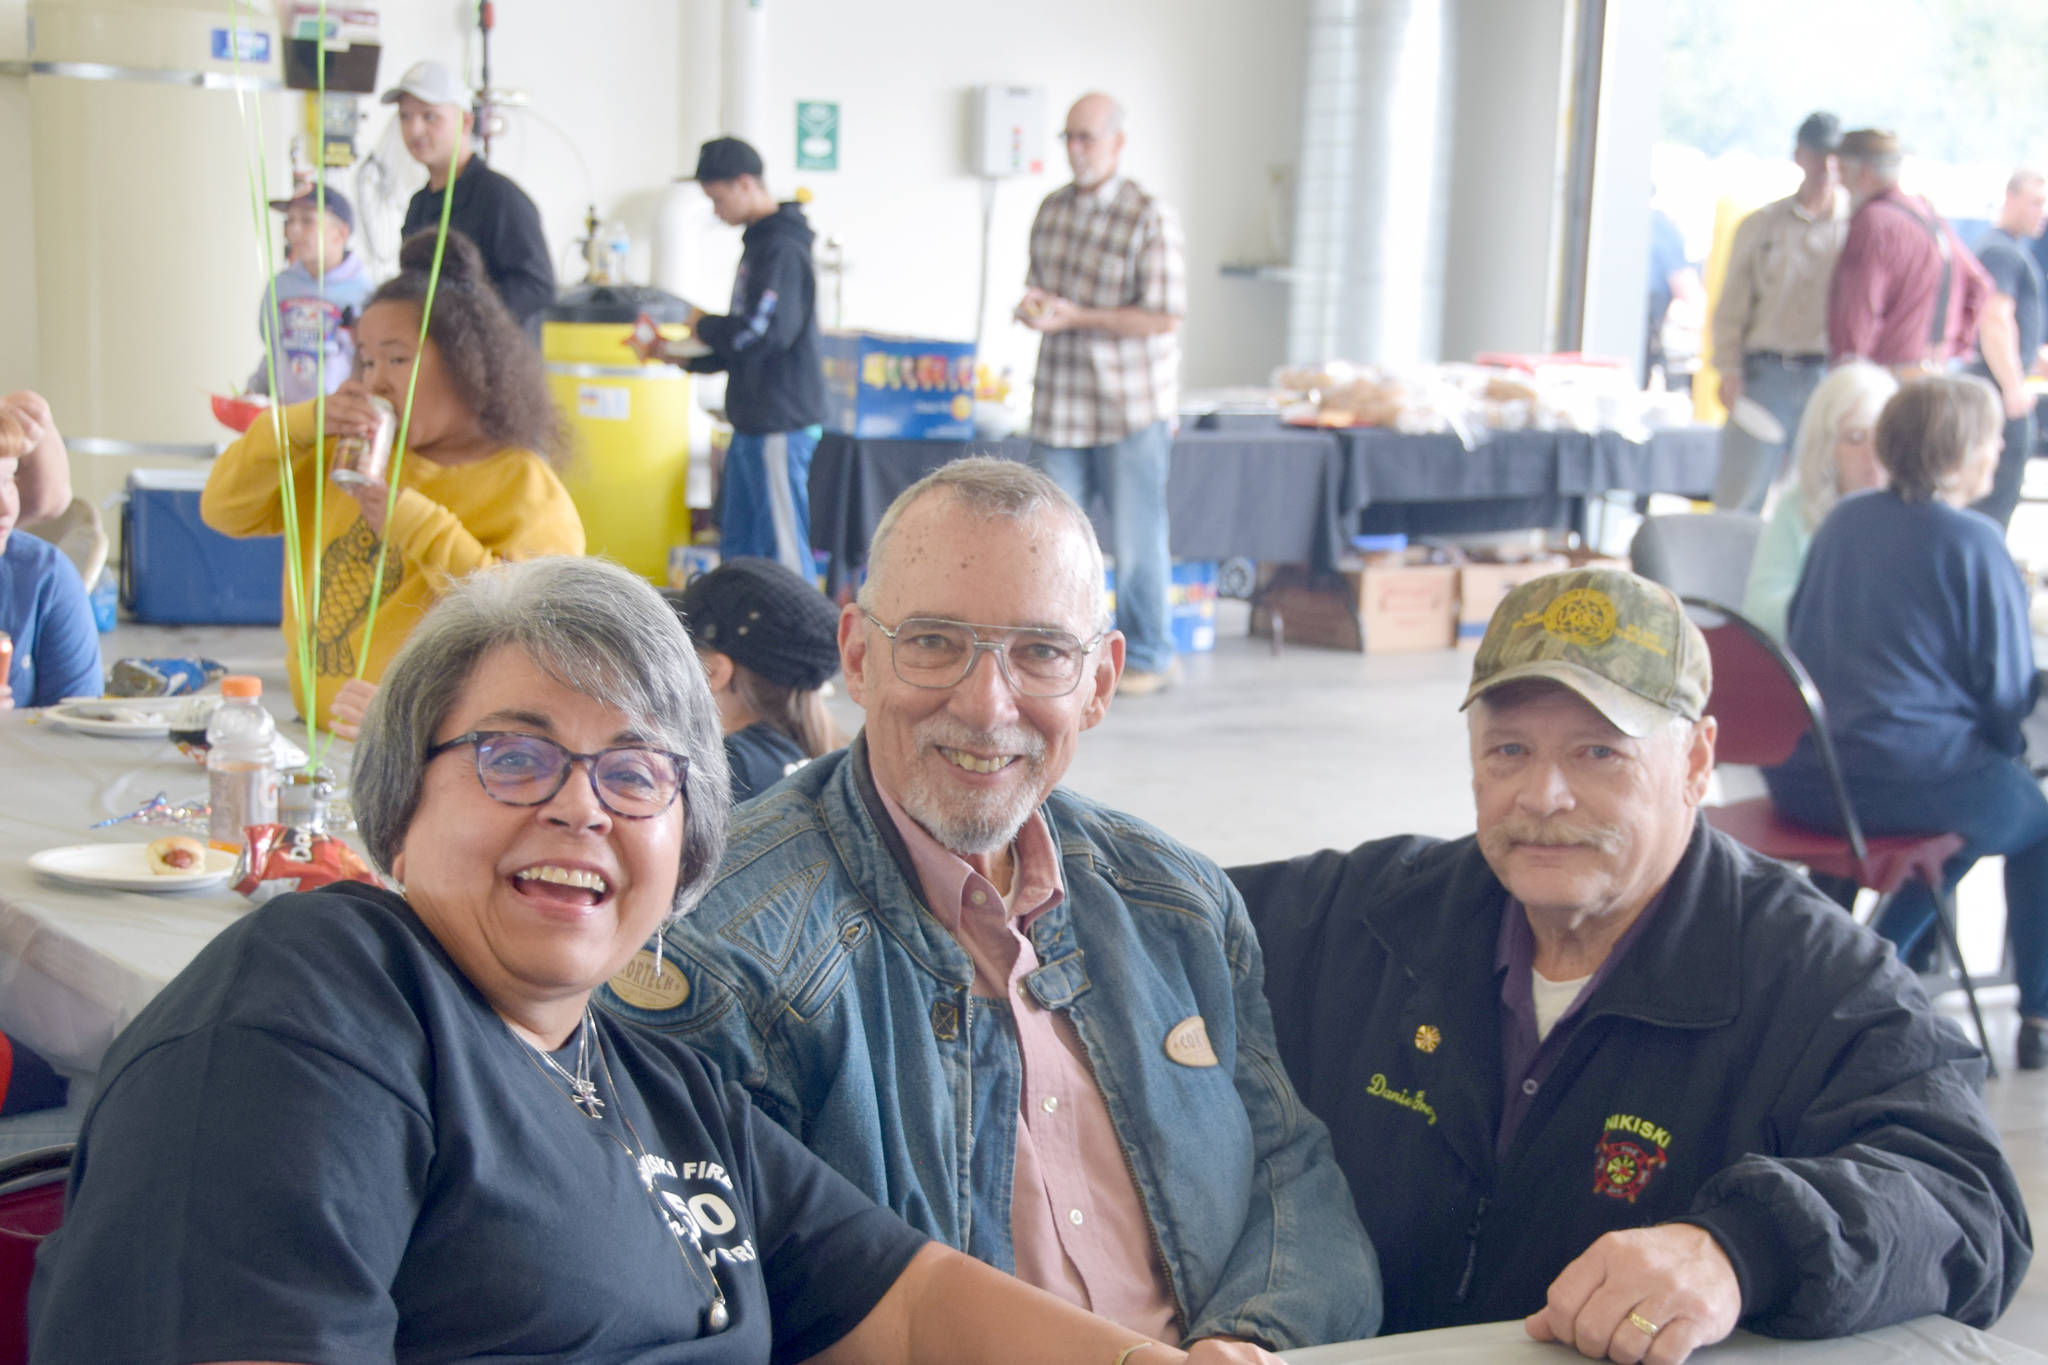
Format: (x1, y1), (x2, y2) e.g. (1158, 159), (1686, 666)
(671, 136), (827, 580)
(1232, 567), (2029, 1363)
(662, 556), (847, 804)
(384, 60), (557, 337)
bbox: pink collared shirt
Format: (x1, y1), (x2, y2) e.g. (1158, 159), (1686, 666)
(875, 785), (1180, 1342)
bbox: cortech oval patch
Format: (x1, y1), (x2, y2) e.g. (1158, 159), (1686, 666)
(608, 949), (691, 1010)
(1164, 1015), (1219, 1067)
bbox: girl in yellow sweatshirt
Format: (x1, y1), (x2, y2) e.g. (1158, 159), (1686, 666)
(203, 231), (584, 728)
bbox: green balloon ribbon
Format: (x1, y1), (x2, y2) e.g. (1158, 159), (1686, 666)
(228, 0), (457, 771)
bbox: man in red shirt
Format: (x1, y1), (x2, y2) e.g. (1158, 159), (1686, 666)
(1828, 129), (1998, 376)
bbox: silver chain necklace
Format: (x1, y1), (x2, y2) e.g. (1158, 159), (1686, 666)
(532, 1012), (604, 1118)
(518, 1010), (731, 1333)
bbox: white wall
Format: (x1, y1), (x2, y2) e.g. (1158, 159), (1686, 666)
(742, 0), (1306, 388)
(1579, 0), (1666, 373)
(5, 0), (1473, 407)
(364, 0), (684, 294)
(0, 0), (36, 390)
(1440, 0), (1573, 362)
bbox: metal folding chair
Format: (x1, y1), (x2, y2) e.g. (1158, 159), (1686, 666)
(1684, 598), (1996, 1072)
(0, 1144), (72, 1365)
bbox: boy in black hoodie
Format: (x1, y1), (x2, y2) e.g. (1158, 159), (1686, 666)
(677, 137), (827, 578)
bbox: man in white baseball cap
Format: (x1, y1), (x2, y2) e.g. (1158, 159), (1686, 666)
(382, 59), (555, 336)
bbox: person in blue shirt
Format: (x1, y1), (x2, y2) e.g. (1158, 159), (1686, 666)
(1765, 374), (2048, 1069)
(0, 396), (100, 708)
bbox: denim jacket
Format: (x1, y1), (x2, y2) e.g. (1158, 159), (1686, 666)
(602, 739), (1381, 1348)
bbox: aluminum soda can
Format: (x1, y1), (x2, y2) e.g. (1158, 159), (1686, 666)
(331, 395), (397, 487)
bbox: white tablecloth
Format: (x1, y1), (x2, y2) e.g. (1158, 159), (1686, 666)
(1282, 1317), (2047, 1363)
(0, 707), (335, 1075)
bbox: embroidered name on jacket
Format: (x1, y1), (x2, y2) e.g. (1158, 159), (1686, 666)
(1365, 1073), (1436, 1125)
(1592, 1112), (1671, 1203)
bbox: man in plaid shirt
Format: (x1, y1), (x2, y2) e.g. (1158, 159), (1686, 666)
(1017, 93), (1187, 695)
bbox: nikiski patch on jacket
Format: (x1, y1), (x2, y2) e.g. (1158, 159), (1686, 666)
(1593, 1111), (1673, 1203)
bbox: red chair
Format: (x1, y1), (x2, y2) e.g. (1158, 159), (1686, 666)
(1683, 599), (1995, 1072)
(0, 1145), (72, 1365)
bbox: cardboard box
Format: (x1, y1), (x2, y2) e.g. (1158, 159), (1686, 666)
(819, 330), (977, 439)
(1457, 554), (1569, 647)
(121, 470), (283, 625)
(1250, 559), (1458, 653)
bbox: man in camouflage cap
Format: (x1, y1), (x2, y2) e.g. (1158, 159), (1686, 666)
(1232, 567), (2028, 1363)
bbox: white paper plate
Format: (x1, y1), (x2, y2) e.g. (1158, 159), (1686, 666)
(40, 703), (174, 738)
(28, 843), (236, 892)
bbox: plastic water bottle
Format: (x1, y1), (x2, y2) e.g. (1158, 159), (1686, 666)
(207, 675), (278, 852)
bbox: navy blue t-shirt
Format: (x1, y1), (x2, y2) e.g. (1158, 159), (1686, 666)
(29, 883), (927, 1364)
(1977, 226), (2045, 366)
(1771, 489), (2035, 794)
(724, 722), (809, 804)
(0, 530), (101, 707)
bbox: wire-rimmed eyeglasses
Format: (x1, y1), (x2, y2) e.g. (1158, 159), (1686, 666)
(426, 731), (688, 819)
(861, 610), (1104, 698)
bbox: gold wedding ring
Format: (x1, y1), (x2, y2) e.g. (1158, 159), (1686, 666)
(1627, 1310), (1664, 1338)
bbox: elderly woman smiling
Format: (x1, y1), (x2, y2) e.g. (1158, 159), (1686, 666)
(30, 557), (1283, 1365)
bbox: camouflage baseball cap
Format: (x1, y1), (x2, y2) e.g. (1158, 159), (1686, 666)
(1460, 567), (1710, 737)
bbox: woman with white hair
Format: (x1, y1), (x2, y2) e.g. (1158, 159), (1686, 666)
(30, 556), (1289, 1365)
(1739, 362), (1899, 641)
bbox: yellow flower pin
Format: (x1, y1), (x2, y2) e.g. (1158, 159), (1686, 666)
(1414, 1024), (1442, 1054)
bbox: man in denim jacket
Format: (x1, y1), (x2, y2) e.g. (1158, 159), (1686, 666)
(604, 458), (1379, 1353)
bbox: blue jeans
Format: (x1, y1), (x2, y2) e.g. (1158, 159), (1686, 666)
(1033, 422), (1175, 673)
(722, 426), (820, 579)
(1769, 757), (2048, 1017)
(1712, 356), (1826, 512)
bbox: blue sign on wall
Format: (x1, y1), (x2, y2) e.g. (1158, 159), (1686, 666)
(210, 26), (272, 63)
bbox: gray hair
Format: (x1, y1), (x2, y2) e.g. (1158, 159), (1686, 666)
(1789, 363), (1898, 530)
(856, 456), (1111, 631)
(2009, 168), (2045, 199)
(353, 556), (730, 917)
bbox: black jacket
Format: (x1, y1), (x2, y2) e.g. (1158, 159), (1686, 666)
(688, 203), (825, 434)
(403, 157), (557, 334)
(1229, 822), (2029, 1337)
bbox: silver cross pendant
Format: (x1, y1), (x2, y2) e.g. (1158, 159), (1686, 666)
(569, 1078), (605, 1118)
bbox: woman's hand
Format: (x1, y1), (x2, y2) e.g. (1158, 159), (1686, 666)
(329, 678), (380, 741)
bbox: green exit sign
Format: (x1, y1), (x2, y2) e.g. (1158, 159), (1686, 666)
(797, 100), (839, 171)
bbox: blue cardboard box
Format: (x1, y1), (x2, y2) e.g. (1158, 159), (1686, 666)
(121, 469), (283, 625)
(819, 330), (977, 439)
(1107, 560), (1217, 654)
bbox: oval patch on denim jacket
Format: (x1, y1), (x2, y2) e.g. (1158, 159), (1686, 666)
(1164, 1015), (1218, 1067)
(609, 949), (691, 1010)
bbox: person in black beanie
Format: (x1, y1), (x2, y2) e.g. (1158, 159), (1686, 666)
(665, 558), (846, 802)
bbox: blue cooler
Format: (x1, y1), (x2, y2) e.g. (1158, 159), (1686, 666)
(121, 469), (283, 625)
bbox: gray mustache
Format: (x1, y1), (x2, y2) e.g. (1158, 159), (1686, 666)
(1487, 819), (1627, 856)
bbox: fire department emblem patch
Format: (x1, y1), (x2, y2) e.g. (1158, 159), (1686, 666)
(1592, 1112), (1672, 1203)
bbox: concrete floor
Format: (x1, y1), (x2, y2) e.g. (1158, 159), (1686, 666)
(98, 603), (2048, 1347)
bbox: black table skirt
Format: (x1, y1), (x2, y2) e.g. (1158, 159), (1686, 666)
(809, 424), (1722, 591)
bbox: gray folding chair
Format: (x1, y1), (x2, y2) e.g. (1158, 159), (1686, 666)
(1629, 511), (1763, 609)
